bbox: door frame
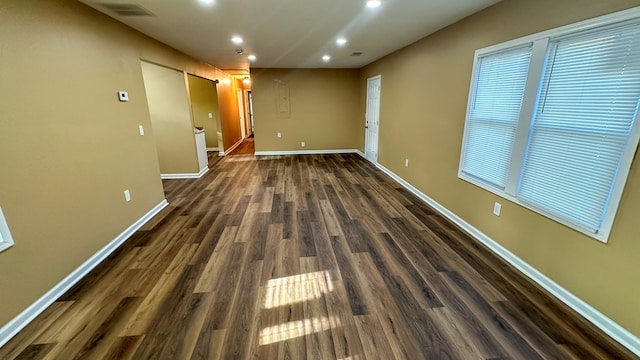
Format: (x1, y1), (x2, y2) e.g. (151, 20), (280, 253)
(365, 75), (382, 163)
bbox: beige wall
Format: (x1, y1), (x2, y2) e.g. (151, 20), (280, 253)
(360, 0), (640, 336)
(187, 75), (220, 149)
(141, 62), (199, 174)
(0, 0), (232, 328)
(252, 69), (361, 151)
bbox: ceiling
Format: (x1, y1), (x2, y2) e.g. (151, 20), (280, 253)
(78, 0), (500, 71)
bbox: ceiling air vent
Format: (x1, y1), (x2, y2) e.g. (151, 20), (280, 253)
(97, 3), (154, 16)
(350, 52), (363, 57)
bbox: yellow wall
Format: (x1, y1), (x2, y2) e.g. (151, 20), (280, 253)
(187, 75), (220, 149)
(251, 69), (361, 151)
(360, 0), (640, 336)
(141, 62), (199, 174)
(0, 0), (232, 328)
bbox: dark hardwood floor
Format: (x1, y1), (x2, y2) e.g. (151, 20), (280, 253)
(228, 136), (255, 155)
(1, 153), (636, 359)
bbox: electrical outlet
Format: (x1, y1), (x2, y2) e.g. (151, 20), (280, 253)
(118, 91), (129, 102)
(301, 141), (306, 147)
(124, 189), (131, 202)
(277, 132), (282, 138)
(493, 202), (502, 216)
(138, 125), (145, 136)
(405, 159), (409, 167)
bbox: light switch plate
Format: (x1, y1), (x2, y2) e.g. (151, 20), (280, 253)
(118, 91), (129, 102)
(493, 202), (502, 216)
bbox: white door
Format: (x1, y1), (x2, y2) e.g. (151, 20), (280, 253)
(365, 75), (381, 163)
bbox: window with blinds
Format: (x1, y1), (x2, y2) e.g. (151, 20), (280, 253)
(459, 13), (640, 242)
(460, 45), (532, 189)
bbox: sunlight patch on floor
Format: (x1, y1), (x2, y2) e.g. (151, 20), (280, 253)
(259, 316), (339, 345)
(264, 271), (334, 309)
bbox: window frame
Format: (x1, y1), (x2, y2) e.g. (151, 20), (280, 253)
(0, 206), (15, 252)
(458, 6), (640, 243)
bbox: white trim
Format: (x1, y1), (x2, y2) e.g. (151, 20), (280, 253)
(218, 151), (225, 157)
(0, 199), (169, 348)
(160, 167), (209, 179)
(356, 150), (365, 158)
(255, 149), (360, 156)
(206, 147), (219, 152)
(370, 161), (640, 357)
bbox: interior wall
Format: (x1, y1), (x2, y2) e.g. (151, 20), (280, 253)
(141, 62), (199, 174)
(359, 0), (640, 336)
(251, 68), (361, 151)
(0, 0), (232, 329)
(187, 74), (220, 149)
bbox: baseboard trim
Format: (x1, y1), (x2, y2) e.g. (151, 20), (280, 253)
(255, 149), (360, 156)
(371, 161), (640, 357)
(0, 199), (169, 348)
(206, 147), (219, 152)
(160, 167), (209, 179)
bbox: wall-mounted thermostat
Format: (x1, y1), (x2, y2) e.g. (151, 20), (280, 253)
(118, 91), (129, 102)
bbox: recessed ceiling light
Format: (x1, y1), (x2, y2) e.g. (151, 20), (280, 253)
(336, 38), (347, 46)
(197, 0), (215, 6)
(248, 55), (257, 61)
(366, 0), (381, 8)
(322, 55), (331, 62)
(231, 36), (243, 45)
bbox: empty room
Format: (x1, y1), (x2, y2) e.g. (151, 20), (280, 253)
(1, 0), (640, 359)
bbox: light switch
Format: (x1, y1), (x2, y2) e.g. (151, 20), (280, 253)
(208, 113), (213, 119)
(118, 91), (129, 102)
(139, 125), (145, 136)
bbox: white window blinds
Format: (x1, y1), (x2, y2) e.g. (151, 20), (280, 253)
(459, 12), (640, 242)
(518, 22), (640, 233)
(460, 45), (532, 189)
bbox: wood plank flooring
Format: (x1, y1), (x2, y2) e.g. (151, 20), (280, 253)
(1, 153), (636, 359)
(228, 137), (255, 155)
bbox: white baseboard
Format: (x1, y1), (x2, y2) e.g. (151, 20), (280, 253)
(255, 149), (360, 156)
(218, 151), (224, 157)
(370, 159), (640, 357)
(356, 149), (365, 158)
(160, 167), (208, 179)
(0, 199), (169, 348)
(206, 147), (219, 152)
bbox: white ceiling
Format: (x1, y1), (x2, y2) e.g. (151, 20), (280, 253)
(79, 0), (500, 71)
